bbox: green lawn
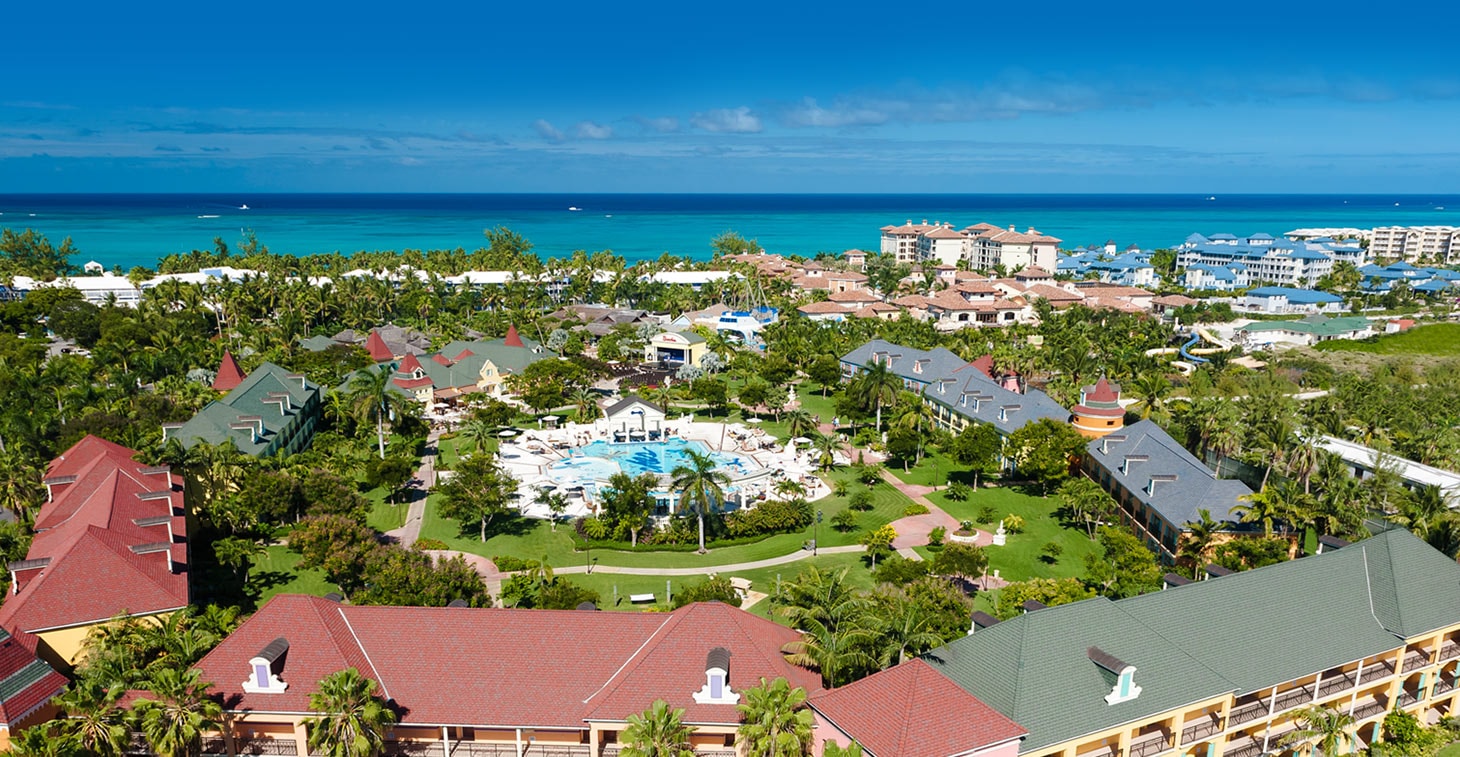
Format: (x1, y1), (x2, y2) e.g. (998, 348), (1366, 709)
(1436, 742), (1460, 757)
(247, 545), (335, 603)
(927, 486), (1100, 584)
(1314, 322), (1460, 356)
(436, 433), (497, 471)
(365, 487), (408, 532)
(420, 461), (915, 570)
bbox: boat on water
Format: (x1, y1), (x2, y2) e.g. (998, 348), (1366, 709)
(568, 206), (581, 211)
(1207, 196), (1216, 201)
(197, 214), (220, 219)
(240, 204), (250, 210)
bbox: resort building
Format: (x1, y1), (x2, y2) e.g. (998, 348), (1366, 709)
(191, 596), (823, 757)
(645, 330), (709, 369)
(1237, 315), (1374, 349)
(0, 626), (69, 750)
(1177, 233), (1369, 286)
(599, 396), (668, 440)
(1180, 264), (1247, 292)
(1240, 287), (1345, 315)
(967, 226), (1062, 273)
(1070, 378), (1126, 439)
(921, 363), (1070, 440)
(299, 325), (432, 361)
(389, 327), (548, 402)
(7, 273), (143, 307)
(1082, 419), (1253, 562)
(1311, 435), (1460, 501)
(163, 363), (323, 456)
(1368, 225), (1460, 264)
(888, 527), (1460, 757)
(918, 225), (971, 267)
(1355, 262), (1460, 295)
(838, 340), (970, 392)
(880, 220), (941, 264)
(0, 436), (188, 667)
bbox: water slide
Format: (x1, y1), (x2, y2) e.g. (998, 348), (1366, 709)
(1178, 329), (1232, 363)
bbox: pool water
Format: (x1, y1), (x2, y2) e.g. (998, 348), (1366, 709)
(571, 439), (752, 476)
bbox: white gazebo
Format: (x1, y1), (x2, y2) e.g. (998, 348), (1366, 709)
(600, 396), (667, 442)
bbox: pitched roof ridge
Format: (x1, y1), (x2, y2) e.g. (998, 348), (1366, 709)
(83, 525), (186, 599)
(894, 661), (925, 753)
(580, 612), (678, 707)
(1108, 594), (1241, 692)
(333, 604), (390, 700)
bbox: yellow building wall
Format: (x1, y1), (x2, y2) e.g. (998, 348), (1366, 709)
(35, 610), (179, 668)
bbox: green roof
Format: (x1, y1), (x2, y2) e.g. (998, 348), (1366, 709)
(168, 362), (322, 455)
(1239, 315), (1372, 337)
(926, 528), (1460, 752)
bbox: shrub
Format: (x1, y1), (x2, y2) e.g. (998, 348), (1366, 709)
(945, 481), (971, 501)
(580, 516), (609, 540)
(725, 498), (814, 538)
(672, 575), (743, 608)
(830, 510), (858, 532)
(928, 526), (947, 547)
(873, 555), (930, 586)
(1002, 514), (1026, 533)
(831, 480), (850, 498)
(848, 489), (874, 512)
(491, 555), (542, 572)
(857, 464), (884, 486)
(902, 503), (930, 517)
(413, 538), (448, 550)
(1040, 542), (1063, 564)
(956, 520), (976, 535)
(977, 505), (998, 524)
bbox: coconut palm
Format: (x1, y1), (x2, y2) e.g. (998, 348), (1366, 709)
(872, 590), (946, 668)
(670, 448), (730, 553)
(777, 568), (877, 687)
(736, 677), (814, 757)
(620, 700), (694, 757)
(811, 432), (841, 473)
(304, 668), (397, 757)
(348, 366), (406, 459)
(133, 667), (223, 757)
(53, 682), (131, 757)
(1234, 483), (1296, 538)
(1281, 706), (1354, 757)
(1178, 509), (1222, 576)
(852, 361), (901, 432)
(784, 408), (818, 440)
(456, 414), (497, 456)
(4, 724), (76, 757)
(0, 448), (44, 524)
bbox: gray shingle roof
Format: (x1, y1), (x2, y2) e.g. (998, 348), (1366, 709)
(923, 366), (1070, 435)
(838, 340), (968, 387)
(1085, 419), (1252, 528)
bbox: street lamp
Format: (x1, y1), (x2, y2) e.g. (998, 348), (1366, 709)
(814, 510), (823, 556)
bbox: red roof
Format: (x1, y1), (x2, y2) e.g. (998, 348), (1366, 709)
(968, 354), (996, 378)
(431, 354), (453, 366)
(393, 376), (434, 390)
(213, 351), (245, 392)
(504, 324), (524, 348)
(196, 596), (819, 727)
(1085, 377), (1119, 403)
(0, 626), (68, 727)
(364, 330), (394, 362)
(397, 353), (425, 375)
(809, 659), (1025, 757)
(454, 349), (475, 361)
(0, 436), (188, 633)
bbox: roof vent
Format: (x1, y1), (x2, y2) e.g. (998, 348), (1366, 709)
(323, 592), (345, 603)
(1317, 535), (1350, 554)
(693, 647), (739, 705)
(243, 637), (290, 694)
(1204, 563), (1234, 579)
(575, 601), (599, 611)
(1120, 455), (1149, 475)
(1088, 647), (1141, 705)
(1163, 573), (1192, 589)
(1021, 599), (1046, 614)
(448, 599), (470, 608)
(968, 610), (1000, 635)
(1146, 474), (1178, 495)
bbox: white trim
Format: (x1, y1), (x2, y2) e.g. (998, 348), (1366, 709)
(580, 615), (675, 704)
(335, 607), (391, 701)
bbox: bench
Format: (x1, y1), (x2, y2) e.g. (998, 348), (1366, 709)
(629, 593), (656, 604)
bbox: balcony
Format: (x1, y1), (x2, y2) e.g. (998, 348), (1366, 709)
(1180, 714), (1222, 744)
(1405, 650), (1432, 671)
(1228, 701), (1267, 726)
(1399, 691), (1420, 707)
(1440, 641), (1460, 662)
(1317, 671), (1357, 699)
(1129, 732), (1171, 757)
(1359, 660), (1396, 684)
(1225, 738), (1262, 757)
(1435, 678), (1456, 696)
(1351, 698), (1387, 720)
(1273, 683), (1316, 713)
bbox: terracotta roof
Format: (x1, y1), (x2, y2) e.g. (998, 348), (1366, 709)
(213, 351), (245, 392)
(809, 659), (1025, 757)
(398, 353), (425, 374)
(1024, 284), (1084, 302)
(431, 354), (453, 366)
(195, 596), (818, 728)
(1151, 294), (1198, 307)
(1082, 285), (1154, 298)
(925, 291), (983, 311)
(955, 281), (999, 295)
(1085, 377), (1120, 403)
(890, 295), (929, 309)
(1084, 296), (1146, 313)
(504, 324), (524, 348)
(798, 301), (855, 315)
(922, 227), (966, 241)
(364, 330), (394, 362)
(968, 354), (996, 378)
(827, 289), (881, 303)
(393, 377), (435, 390)
(0, 626), (68, 727)
(0, 436), (187, 633)
(1014, 266), (1053, 279)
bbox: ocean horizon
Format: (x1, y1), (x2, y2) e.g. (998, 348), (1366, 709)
(1, 193), (1456, 271)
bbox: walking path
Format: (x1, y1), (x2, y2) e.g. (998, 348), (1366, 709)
(385, 429), (443, 548)
(552, 545), (864, 576)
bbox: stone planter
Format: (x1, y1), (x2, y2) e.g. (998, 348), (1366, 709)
(949, 531), (980, 544)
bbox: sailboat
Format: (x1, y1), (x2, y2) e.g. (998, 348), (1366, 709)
(240, 204), (250, 210)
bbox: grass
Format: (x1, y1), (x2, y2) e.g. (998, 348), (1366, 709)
(419, 461), (915, 570)
(246, 545), (335, 603)
(364, 487), (409, 532)
(1314, 322), (1460, 356)
(927, 485), (1100, 584)
(1436, 742), (1460, 757)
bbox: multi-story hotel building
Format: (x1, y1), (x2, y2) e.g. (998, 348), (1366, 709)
(1368, 226), (1460, 264)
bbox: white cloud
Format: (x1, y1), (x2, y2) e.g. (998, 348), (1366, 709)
(634, 115), (680, 133)
(575, 121), (613, 139)
(690, 106), (762, 134)
(532, 119), (565, 143)
(781, 98), (888, 128)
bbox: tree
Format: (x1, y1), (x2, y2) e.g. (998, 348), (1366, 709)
(736, 677), (814, 757)
(1234, 484), (1295, 538)
(436, 454), (517, 541)
(994, 577), (1095, 620)
(304, 668), (397, 757)
(859, 524), (897, 569)
(1056, 477), (1115, 540)
(1083, 526), (1162, 599)
(852, 361), (901, 432)
(885, 425), (921, 471)
(931, 542), (989, 585)
(348, 367), (408, 459)
(620, 700), (695, 757)
(1005, 418), (1086, 493)
(133, 668), (223, 757)
(784, 408), (818, 440)
(1177, 509), (1222, 574)
(1281, 706), (1354, 757)
(670, 448), (730, 553)
(947, 423), (1000, 488)
(869, 586), (950, 668)
(777, 567), (877, 687)
(364, 455), (415, 504)
(53, 682), (130, 757)
(807, 354), (842, 397)
(4, 724), (76, 757)
(600, 471), (658, 546)
(213, 536), (266, 582)
(535, 487), (569, 531)
(822, 744), (865, 757)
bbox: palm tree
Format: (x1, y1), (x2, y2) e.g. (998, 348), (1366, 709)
(349, 366), (404, 459)
(736, 677), (814, 757)
(133, 668), (223, 757)
(853, 361), (901, 432)
(572, 386), (602, 422)
(304, 668), (397, 757)
(456, 414), (497, 456)
(873, 591), (946, 668)
(777, 568), (876, 687)
(0, 447), (44, 524)
(620, 700), (694, 757)
(1178, 509), (1222, 576)
(811, 432), (841, 473)
(670, 448), (730, 553)
(1281, 706), (1354, 757)
(784, 408), (818, 440)
(5, 724), (76, 757)
(53, 682), (131, 757)
(1235, 483), (1296, 539)
(1130, 372), (1171, 421)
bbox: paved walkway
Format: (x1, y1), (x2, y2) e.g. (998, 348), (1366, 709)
(553, 545), (864, 576)
(385, 428), (443, 548)
(880, 468), (992, 561)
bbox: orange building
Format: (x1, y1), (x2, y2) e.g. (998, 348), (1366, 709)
(1071, 377), (1125, 439)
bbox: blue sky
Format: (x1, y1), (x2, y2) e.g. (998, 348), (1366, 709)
(4, 0), (1459, 193)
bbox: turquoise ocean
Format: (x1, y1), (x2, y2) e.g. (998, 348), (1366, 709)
(0, 194), (1456, 271)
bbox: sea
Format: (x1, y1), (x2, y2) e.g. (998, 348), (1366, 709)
(1, 193), (1457, 271)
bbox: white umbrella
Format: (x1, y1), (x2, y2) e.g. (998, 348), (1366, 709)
(498, 430), (517, 437)
(746, 417), (763, 424)
(791, 436), (812, 445)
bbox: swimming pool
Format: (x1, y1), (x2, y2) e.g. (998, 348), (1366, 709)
(568, 439), (754, 476)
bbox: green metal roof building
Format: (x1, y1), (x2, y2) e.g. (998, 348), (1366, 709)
(163, 363), (323, 457)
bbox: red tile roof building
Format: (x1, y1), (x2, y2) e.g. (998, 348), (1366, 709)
(194, 596), (822, 756)
(0, 436), (188, 666)
(212, 351), (245, 392)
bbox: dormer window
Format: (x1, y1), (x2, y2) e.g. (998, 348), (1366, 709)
(692, 647), (739, 705)
(242, 637), (290, 694)
(1147, 474), (1178, 495)
(1088, 647), (1141, 705)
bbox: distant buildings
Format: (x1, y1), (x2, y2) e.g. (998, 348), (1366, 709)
(1176, 233), (1370, 288)
(163, 362), (323, 456)
(1238, 315), (1375, 349)
(389, 327), (547, 402)
(1240, 286), (1346, 315)
(880, 220), (1061, 271)
(1367, 225), (1460, 264)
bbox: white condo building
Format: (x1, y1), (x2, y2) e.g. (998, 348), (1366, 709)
(1368, 226), (1460, 264)
(880, 220), (1060, 271)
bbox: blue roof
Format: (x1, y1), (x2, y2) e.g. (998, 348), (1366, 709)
(1247, 233), (1275, 240)
(1184, 233), (1210, 244)
(1209, 233), (1238, 241)
(1415, 280), (1457, 293)
(1246, 287), (1343, 303)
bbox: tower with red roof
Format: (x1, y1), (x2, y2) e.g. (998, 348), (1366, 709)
(1071, 377), (1125, 439)
(213, 351), (245, 392)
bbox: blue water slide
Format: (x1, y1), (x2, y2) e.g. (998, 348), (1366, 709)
(1178, 332), (1209, 364)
